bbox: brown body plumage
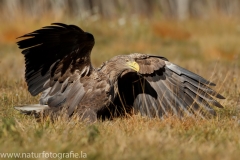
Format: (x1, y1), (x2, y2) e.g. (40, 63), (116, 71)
(15, 23), (225, 122)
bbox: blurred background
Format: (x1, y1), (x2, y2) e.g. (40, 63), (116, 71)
(2, 0), (240, 20)
(0, 0), (239, 103)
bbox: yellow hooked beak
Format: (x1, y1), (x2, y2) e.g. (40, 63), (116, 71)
(126, 61), (139, 72)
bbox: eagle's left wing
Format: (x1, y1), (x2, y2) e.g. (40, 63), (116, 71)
(118, 53), (225, 118)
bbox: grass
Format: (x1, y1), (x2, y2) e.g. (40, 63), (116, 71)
(0, 16), (240, 160)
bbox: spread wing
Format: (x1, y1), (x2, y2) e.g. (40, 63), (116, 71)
(117, 54), (225, 118)
(17, 23), (95, 96)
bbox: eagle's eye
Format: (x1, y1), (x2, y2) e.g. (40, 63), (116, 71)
(125, 59), (129, 62)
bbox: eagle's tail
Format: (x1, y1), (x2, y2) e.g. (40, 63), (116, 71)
(14, 104), (50, 115)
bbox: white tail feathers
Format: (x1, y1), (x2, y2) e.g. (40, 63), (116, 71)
(14, 104), (50, 114)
